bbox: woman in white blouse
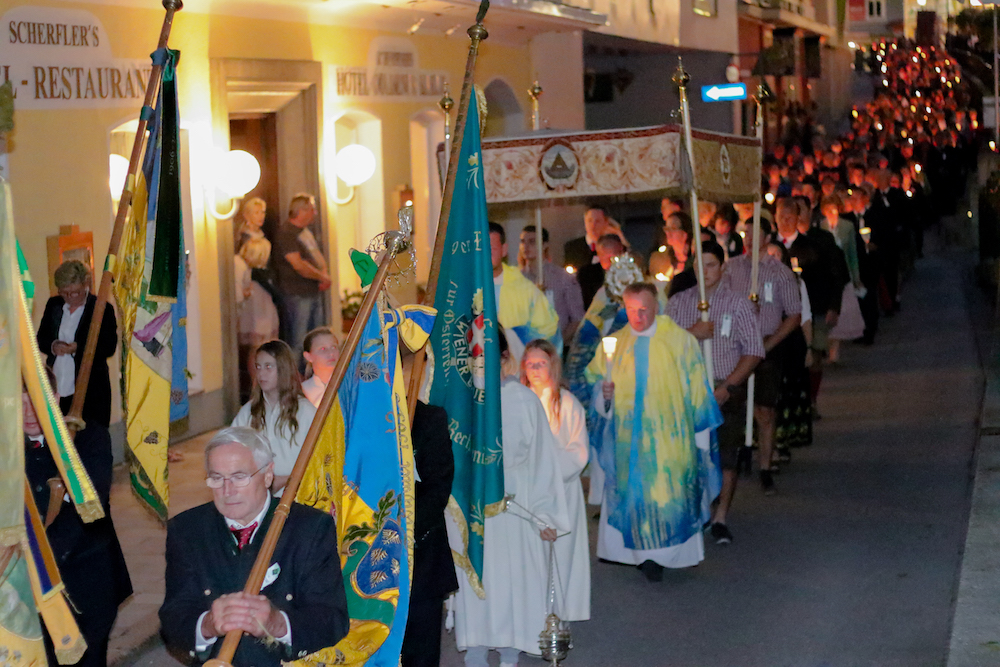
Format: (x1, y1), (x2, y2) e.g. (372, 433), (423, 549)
(520, 339), (590, 622)
(232, 339), (316, 493)
(300, 327), (340, 408)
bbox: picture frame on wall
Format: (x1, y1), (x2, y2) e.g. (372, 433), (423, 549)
(46, 225), (94, 296)
(693, 0), (717, 18)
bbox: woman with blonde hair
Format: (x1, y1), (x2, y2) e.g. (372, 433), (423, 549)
(235, 236), (281, 400)
(520, 338), (590, 622)
(234, 196), (267, 250)
(232, 339), (316, 493)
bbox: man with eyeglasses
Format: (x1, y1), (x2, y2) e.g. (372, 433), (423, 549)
(160, 427), (348, 667)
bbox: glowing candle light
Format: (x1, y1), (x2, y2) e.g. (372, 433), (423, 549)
(602, 336), (618, 378)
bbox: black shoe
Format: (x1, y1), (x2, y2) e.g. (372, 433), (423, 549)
(710, 523), (733, 545)
(638, 559), (664, 582)
(760, 470), (776, 495)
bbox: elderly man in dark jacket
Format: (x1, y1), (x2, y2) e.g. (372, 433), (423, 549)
(159, 427), (348, 667)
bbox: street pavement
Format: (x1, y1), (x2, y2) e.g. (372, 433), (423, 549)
(114, 240), (983, 667)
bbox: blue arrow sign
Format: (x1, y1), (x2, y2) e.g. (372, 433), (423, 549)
(701, 83), (747, 102)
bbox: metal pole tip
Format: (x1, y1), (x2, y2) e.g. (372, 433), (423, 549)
(162, 0), (183, 10)
(468, 23), (488, 41)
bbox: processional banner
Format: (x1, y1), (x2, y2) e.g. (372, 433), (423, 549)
(293, 302), (431, 666)
(113, 48), (186, 521)
(482, 124), (683, 204)
(429, 99), (504, 597)
(481, 124), (762, 205)
(688, 129), (763, 203)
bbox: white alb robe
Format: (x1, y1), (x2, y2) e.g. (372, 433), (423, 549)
(539, 386), (591, 622)
(453, 379), (571, 655)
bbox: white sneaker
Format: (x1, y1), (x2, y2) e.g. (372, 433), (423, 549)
(500, 663), (517, 667)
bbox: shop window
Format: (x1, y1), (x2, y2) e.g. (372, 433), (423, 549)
(868, 0), (882, 18)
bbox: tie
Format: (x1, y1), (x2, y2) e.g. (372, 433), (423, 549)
(230, 522), (258, 549)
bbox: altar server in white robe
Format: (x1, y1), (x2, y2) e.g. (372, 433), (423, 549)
(520, 339), (590, 622)
(454, 331), (571, 667)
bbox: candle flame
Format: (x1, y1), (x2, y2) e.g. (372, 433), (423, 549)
(602, 337), (618, 357)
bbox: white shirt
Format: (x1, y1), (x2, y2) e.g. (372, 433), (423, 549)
(195, 497), (292, 651)
(301, 376), (327, 408)
(54, 302), (86, 397)
(232, 396), (317, 480)
(779, 231), (799, 249)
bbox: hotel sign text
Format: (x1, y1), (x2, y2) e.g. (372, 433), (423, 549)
(333, 37), (448, 102)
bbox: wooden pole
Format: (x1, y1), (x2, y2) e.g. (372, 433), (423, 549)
(674, 58), (714, 382)
(65, 0), (183, 433)
(407, 1), (490, 420)
(745, 85), (767, 447)
(528, 81), (544, 291)
(203, 231), (407, 667)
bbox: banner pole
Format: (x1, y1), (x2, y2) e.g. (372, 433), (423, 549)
(674, 58), (714, 382)
(745, 85), (768, 449)
(528, 81), (545, 291)
(407, 1), (490, 420)
(66, 0), (183, 434)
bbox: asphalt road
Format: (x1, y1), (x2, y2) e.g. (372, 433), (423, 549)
(124, 248), (982, 667)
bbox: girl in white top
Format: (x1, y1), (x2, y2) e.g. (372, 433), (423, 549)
(520, 339), (591, 622)
(300, 327), (341, 408)
(232, 339), (317, 493)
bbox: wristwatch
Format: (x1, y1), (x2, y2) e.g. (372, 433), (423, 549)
(725, 384), (740, 395)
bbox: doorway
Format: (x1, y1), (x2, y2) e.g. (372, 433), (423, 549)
(211, 58), (326, 420)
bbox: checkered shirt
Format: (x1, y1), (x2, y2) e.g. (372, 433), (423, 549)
(721, 254), (801, 337)
(667, 284), (765, 381)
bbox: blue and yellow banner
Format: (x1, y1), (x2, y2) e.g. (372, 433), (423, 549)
(294, 302), (432, 666)
(427, 99), (504, 597)
(113, 48), (186, 521)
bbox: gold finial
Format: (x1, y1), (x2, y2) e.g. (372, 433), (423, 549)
(528, 81), (543, 101)
(754, 83), (772, 104)
(468, 23), (488, 42)
(672, 57), (690, 89)
(439, 84), (454, 114)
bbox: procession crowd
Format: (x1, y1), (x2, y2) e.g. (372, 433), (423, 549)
(23, 38), (981, 667)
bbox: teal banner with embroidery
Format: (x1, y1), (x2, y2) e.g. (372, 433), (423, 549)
(427, 99), (504, 598)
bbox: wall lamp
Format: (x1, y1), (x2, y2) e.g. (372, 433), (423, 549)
(332, 144), (377, 205)
(206, 149), (261, 220)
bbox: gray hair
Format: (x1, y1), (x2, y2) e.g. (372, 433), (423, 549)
(54, 260), (91, 289)
(204, 426), (274, 470)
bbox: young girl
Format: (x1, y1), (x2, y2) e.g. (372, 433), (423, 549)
(232, 340), (317, 493)
(301, 327), (341, 408)
(521, 339), (590, 622)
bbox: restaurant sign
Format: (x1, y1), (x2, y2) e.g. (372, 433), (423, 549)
(1, 6), (150, 109)
(332, 36), (448, 102)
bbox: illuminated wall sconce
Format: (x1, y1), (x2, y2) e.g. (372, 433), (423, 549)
(206, 149), (261, 220)
(109, 154), (130, 202)
(332, 144), (377, 205)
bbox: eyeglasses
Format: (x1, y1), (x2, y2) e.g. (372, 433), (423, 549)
(205, 465), (267, 489)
